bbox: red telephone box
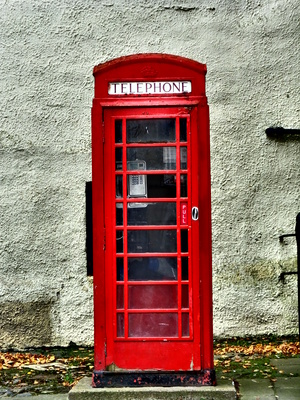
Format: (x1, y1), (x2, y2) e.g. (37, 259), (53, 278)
(92, 54), (214, 387)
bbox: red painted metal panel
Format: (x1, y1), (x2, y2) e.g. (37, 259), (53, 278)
(91, 102), (106, 370)
(92, 54), (213, 377)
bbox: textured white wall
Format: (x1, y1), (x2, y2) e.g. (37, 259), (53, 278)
(0, 0), (299, 348)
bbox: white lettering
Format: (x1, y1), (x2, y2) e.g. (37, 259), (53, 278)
(108, 81), (192, 95)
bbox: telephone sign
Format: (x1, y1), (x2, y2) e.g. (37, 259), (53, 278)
(92, 54), (214, 387)
(108, 81), (192, 95)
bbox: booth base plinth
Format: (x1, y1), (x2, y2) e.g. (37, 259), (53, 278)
(92, 369), (216, 387)
(68, 377), (236, 400)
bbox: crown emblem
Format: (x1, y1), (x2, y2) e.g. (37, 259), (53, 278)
(141, 66), (158, 78)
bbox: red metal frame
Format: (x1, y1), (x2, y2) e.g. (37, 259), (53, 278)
(92, 54), (213, 377)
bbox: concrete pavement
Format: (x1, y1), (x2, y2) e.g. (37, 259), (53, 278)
(238, 358), (300, 399)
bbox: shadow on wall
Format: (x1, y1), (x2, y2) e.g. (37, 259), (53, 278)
(0, 300), (53, 349)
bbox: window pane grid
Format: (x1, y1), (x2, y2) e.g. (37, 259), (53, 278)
(114, 116), (192, 340)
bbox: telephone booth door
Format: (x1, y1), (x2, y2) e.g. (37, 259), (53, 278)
(92, 54), (214, 387)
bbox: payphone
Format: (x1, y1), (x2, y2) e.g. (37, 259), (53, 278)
(92, 54), (214, 387)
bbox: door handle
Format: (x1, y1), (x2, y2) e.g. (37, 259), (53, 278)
(192, 207), (199, 221)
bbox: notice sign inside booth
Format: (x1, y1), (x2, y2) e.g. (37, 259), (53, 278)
(108, 81), (192, 95)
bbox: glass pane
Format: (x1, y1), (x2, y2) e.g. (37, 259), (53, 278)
(180, 147), (187, 169)
(117, 258), (124, 281)
(115, 120), (122, 143)
(146, 174), (176, 198)
(181, 257), (189, 280)
(127, 119), (176, 143)
(127, 147), (176, 170)
(127, 203), (176, 226)
(128, 257), (177, 280)
(127, 174), (176, 198)
(128, 285), (177, 309)
(128, 313), (178, 337)
(116, 204), (123, 225)
(182, 313), (189, 336)
(181, 284), (189, 308)
(116, 175), (123, 198)
(180, 175), (187, 197)
(181, 230), (188, 253)
(180, 118), (187, 142)
(116, 285), (124, 309)
(116, 230), (123, 253)
(128, 230), (177, 253)
(115, 148), (122, 170)
(117, 313), (124, 337)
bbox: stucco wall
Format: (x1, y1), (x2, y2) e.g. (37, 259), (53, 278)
(0, 0), (299, 348)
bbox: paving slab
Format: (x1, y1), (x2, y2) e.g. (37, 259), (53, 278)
(68, 377), (236, 400)
(274, 377), (300, 400)
(238, 378), (275, 400)
(0, 395), (68, 399)
(270, 358), (300, 375)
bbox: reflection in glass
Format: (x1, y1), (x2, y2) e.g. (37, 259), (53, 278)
(127, 147), (176, 170)
(116, 230), (123, 253)
(116, 285), (124, 309)
(180, 118), (187, 142)
(181, 257), (189, 280)
(181, 230), (188, 253)
(181, 284), (189, 308)
(116, 175), (123, 198)
(124, 174), (177, 198)
(115, 148), (122, 170)
(127, 119), (176, 143)
(128, 230), (177, 253)
(148, 175), (176, 198)
(127, 203), (176, 226)
(128, 285), (177, 309)
(117, 258), (124, 281)
(182, 313), (189, 336)
(128, 313), (178, 337)
(117, 313), (124, 337)
(116, 204), (123, 226)
(128, 257), (177, 280)
(115, 120), (122, 143)
(180, 147), (187, 169)
(180, 175), (187, 197)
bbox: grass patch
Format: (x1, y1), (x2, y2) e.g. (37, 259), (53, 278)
(214, 335), (300, 382)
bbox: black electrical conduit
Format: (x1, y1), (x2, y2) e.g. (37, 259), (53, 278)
(279, 213), (300, 344)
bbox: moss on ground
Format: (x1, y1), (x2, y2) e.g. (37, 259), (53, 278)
(0, 336), (299, 395)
